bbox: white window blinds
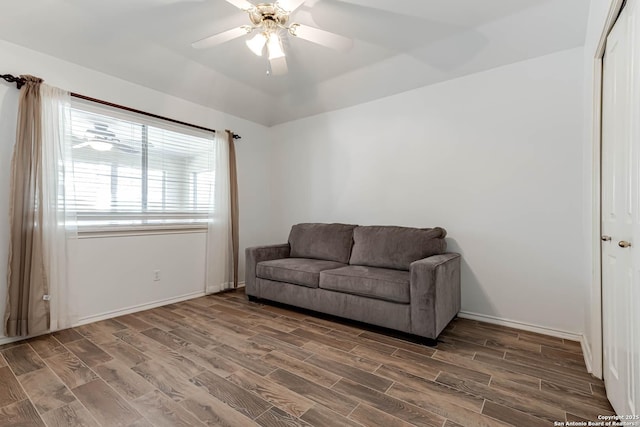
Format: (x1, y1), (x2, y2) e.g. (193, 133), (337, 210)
(68, 98), (215, 230)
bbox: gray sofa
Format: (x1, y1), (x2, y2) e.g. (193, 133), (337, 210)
(245, 223), (461, 341)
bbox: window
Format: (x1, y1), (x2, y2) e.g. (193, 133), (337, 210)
(68, 99), (215, 231)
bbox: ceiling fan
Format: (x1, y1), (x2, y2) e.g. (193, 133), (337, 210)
(191, 0), (353, 75)
(73, 123), (142, 153)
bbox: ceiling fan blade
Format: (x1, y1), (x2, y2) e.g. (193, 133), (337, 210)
(269, 56), (288, 75)
(277, 0), (306, 12)
(148, 0), (205, 5)
(192, 26), (250, 49)
(289, 24), (353, 52)
(223, 0), (254, 10)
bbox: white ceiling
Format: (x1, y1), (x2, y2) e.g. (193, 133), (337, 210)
(0, 0), (590, 126)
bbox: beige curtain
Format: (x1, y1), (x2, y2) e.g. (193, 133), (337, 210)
(205, 130), (240, 293)
(226, 130), (239, 288)
(5, 76), (49, 337)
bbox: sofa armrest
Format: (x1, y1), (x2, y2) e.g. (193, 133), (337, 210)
(409, 253), (461, 339)
(245, 243), (291, 297)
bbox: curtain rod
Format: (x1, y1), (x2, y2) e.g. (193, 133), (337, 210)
(71, 93), (241, 140)
(0, 73), (241, 140)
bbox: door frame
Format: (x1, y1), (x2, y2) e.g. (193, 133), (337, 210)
(592, 0), (627, 380)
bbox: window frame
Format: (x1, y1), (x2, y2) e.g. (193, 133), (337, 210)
(68, 95), (218, 235)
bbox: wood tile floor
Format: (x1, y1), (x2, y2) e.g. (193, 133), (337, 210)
(0, 289), (614, 426)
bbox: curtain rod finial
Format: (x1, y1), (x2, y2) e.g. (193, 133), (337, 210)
(1, 74), (27, 90)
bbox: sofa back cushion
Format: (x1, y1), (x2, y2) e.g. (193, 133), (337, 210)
(289, 223), (357, 264)
(349, 226), (447, 270)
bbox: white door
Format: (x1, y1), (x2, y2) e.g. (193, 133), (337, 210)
(630, 0), (640, 416)
(602, 0), (640, 416)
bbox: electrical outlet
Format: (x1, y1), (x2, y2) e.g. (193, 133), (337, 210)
(153, 270), (161, 282)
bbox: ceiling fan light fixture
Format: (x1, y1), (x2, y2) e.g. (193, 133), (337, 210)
(267, 33), (285, 60)
(196, 1), (353, 75)
(84, 124), (117, 151)
(246, 32), (268, 56)
(88, 139), (114, 152)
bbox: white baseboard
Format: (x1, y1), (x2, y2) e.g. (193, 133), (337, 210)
(581, 334), (595, 376)
(73, 290), (206, 327)
(458, 310), (584, 342)
(206, 281), (245, 295)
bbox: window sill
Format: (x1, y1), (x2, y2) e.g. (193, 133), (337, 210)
(77, 224), (207, 239)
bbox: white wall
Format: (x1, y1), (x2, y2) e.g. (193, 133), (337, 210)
(68, 233), (207, 322)
(0, 40), (278, 338)
(269, 47), (588, 336)
(0, 38), (592, 341)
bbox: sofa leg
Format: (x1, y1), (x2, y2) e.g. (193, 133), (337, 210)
(419, 337), (438, 347)
(247, 295), (259, 302)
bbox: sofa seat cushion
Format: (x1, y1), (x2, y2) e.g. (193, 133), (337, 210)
(257, 258), (347, 288)
(319, 266), (411, 304)
(349, 225), (447, 271)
